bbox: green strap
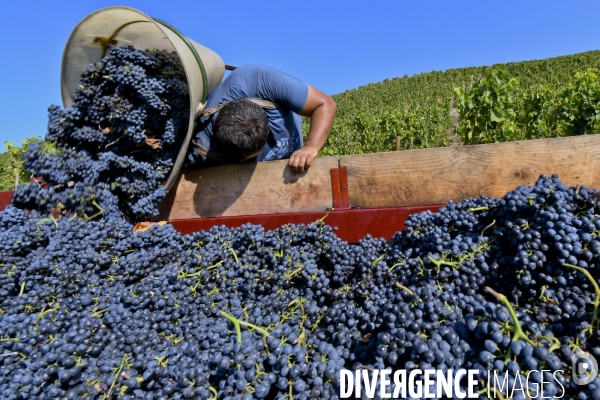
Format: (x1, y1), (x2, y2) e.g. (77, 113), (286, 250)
(153, 18), (209, 103)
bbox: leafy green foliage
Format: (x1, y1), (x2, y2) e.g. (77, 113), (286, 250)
(454, 66), (520, 144)
(318, 50), (600, 155)
(0, 137), (40, 191)
(517, 86), (560, 140)
(455, 67), (600, 144)
(556, 68), (600, 135)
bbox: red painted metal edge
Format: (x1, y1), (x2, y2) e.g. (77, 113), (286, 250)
(168, 205), (442, 243)
(0, 190), (14, 211)
(0, 189), (442, 243)
(330, 168), (350, 210)
(338, 167), (350, 209)
(330, 169), (343, 209)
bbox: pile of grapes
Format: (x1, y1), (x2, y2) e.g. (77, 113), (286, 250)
(11, 45), (190, 221)
(1, 174), (600, 399)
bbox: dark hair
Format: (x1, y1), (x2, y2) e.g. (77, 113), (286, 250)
(213, 99), (269, 163)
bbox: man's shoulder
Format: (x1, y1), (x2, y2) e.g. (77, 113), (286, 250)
(230, 64), (292, 78)
(228, 64), (264, 76)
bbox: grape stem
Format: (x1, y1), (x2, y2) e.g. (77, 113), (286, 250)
(537, 335), (561, 352)
(314, 208), (332, 223)
(481, 219), (496, 237)
(220, 311), (270, 343)
(395, 282), (416, 297)
(563, 263), (600, 332)
(485, 287), (536, 346)
(371, 255), (384, 267)
(467, 206), (489, 212)
(428, 255), (457, 274)
(388, 262), (404, 273)
(106, 354), (129, 399)
(37, 216), (59, 228)
(183, 261), (224, 278)
(85, 201), (105, 222)
(36, 305), (60, 323)
(229, 248), (239, 264)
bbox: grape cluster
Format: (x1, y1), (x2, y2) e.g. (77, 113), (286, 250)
(11, 46), (189, 221)
(1, 174), (600, 399)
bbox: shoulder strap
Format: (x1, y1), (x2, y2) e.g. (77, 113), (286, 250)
(201, 98), (278, 117)
(191, 140), (228, 163)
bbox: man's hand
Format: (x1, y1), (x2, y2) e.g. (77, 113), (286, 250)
(288, 145), (319, 174)
(290, 86), (336, 174)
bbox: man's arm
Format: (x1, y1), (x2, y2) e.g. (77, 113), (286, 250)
(288, 85), (337, 174)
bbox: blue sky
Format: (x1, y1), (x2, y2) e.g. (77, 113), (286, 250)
(1, 1), (599, 148)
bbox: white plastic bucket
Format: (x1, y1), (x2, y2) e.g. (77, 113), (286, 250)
(60, 6), (225, 190)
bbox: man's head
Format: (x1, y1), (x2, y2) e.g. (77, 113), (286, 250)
(213, 99), (269, 163)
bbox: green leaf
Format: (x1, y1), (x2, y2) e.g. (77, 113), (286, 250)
(490, 110), (501, 122)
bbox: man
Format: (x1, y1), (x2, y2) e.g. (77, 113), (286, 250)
(185, 64), (336, 174)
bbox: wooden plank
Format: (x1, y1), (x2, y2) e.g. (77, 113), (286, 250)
(341, 135), (600, 209)
(157, 156), (338, 220)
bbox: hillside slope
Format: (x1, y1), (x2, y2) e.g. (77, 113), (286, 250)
(321, 50), (600, 155)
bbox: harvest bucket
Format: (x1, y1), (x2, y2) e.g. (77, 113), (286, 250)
(60, 6), (225, 190)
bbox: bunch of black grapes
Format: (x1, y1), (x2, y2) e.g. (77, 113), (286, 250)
(11, 45), (189, 221)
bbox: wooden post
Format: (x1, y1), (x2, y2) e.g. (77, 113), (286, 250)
(395, 137), (401, 151)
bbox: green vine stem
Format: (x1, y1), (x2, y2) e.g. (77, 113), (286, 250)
(294, 326), (306, 345)
(428, 255), (458, 274)
(485, 287), (536, 346)
(481, 219), (496, 236)
(371, 255), (384, 267)
(395, 282), (416, 297)
(229, 248), (239, 264)
(105, 354), (129, 400)
(288, 299), (305, 315)
(537, 335), (561, 352)
(220, 311), (270, 343)
(467, 206), (489, 213)
(37, 215), (58, 228)
(85, 200), (105, 222)
(388, 262), (404, 273)
(287, 299), (307, 344)
(19, 282), (25, 297)
(181, 261), (224, 279)
(563, 263), (600, 332)
(314, 208), (332, 224)
(208, 386), (218, 400)
(36, 305), (60, 323)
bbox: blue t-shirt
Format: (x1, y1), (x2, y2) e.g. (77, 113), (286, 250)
(185, 65), (309, 167)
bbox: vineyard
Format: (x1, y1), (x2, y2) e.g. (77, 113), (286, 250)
(319, 49), (600, 155)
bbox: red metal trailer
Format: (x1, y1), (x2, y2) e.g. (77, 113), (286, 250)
(0, 188), (441, 244)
